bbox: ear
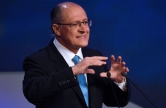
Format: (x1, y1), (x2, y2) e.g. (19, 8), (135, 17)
(52, 24), (61, 36)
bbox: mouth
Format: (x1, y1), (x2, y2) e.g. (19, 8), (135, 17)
(76, 35), (86, 39)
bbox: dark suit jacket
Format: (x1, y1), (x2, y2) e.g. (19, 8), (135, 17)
(23, 40), (130, 108)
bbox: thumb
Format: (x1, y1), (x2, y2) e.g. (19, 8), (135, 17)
(100, 72), (107, 78)
(86, 68), (95, 74)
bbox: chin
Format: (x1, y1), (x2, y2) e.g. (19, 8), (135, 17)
(75, 41), (89, 48)
(79, 43), (88, 48)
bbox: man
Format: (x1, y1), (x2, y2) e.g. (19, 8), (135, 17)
(23, 2), (130, 108)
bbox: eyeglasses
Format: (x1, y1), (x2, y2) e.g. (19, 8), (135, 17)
(56, 19), (92, 29)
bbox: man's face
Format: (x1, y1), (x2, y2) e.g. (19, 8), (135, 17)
(55, 5), (90, 53)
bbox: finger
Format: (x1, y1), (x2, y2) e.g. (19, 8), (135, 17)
(122, 67), (129, 73)
(100, 72), (107, 78)
(125, 67), (129, 72)
(86, 68), (95, 74)
(82, 57), (107, 67)
(121, 62), (126, 67)
(111, 55), (115, 64)
(93, 56), (108, 61)
(89, 61), (107, 66)
(117, 56), (122, 64)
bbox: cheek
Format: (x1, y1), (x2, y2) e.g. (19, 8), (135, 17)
(61, 29), (74, 40)
(87, 27), (90, 32)
(65, 32), (76, 43)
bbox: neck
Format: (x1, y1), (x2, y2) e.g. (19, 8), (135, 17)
(56, 38), (80, 54)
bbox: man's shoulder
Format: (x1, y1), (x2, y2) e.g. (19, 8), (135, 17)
(29, 48), (48, 57)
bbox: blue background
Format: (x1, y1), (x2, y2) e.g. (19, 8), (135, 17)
(0, 0), (166, 107)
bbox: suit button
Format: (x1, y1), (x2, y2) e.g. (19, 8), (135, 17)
(62, 81), (65, 84)
(59, 82), (62, 85)
(67, 80), (70, 82)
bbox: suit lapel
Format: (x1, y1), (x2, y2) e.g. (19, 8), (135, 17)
(82, 47), (96, 108)
(47, 39), (69, 71)
(82, 47), (104, 108)
(47, 40), (87, 106)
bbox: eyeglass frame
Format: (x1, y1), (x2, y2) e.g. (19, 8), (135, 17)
(55, 19), (92, 28)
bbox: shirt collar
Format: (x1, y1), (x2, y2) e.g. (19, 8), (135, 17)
(53, 38), (83, 65)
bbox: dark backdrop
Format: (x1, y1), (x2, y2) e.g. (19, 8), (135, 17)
(0, 0), (166, 107)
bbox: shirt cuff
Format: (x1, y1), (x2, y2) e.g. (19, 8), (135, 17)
(114, 78), (127, 91)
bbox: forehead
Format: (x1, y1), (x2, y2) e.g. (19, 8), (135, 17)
(61, 6), (88, 22)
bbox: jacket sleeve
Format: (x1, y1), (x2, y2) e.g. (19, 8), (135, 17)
(23, 55), (78, 105)
(103, 78), (131, 107)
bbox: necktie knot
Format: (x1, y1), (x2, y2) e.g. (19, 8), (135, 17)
(72, 55), (80, 64)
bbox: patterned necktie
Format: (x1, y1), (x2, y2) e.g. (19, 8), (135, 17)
(72, 55), (89, 107)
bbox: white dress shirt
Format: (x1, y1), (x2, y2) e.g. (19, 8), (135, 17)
(53, 38), (126, 91)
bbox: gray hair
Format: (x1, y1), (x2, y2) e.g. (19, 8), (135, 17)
(51, 5), (62, 25)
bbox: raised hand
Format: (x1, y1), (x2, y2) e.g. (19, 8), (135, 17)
(72, 56), (108, 75)
(100, 55), (129, 83)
